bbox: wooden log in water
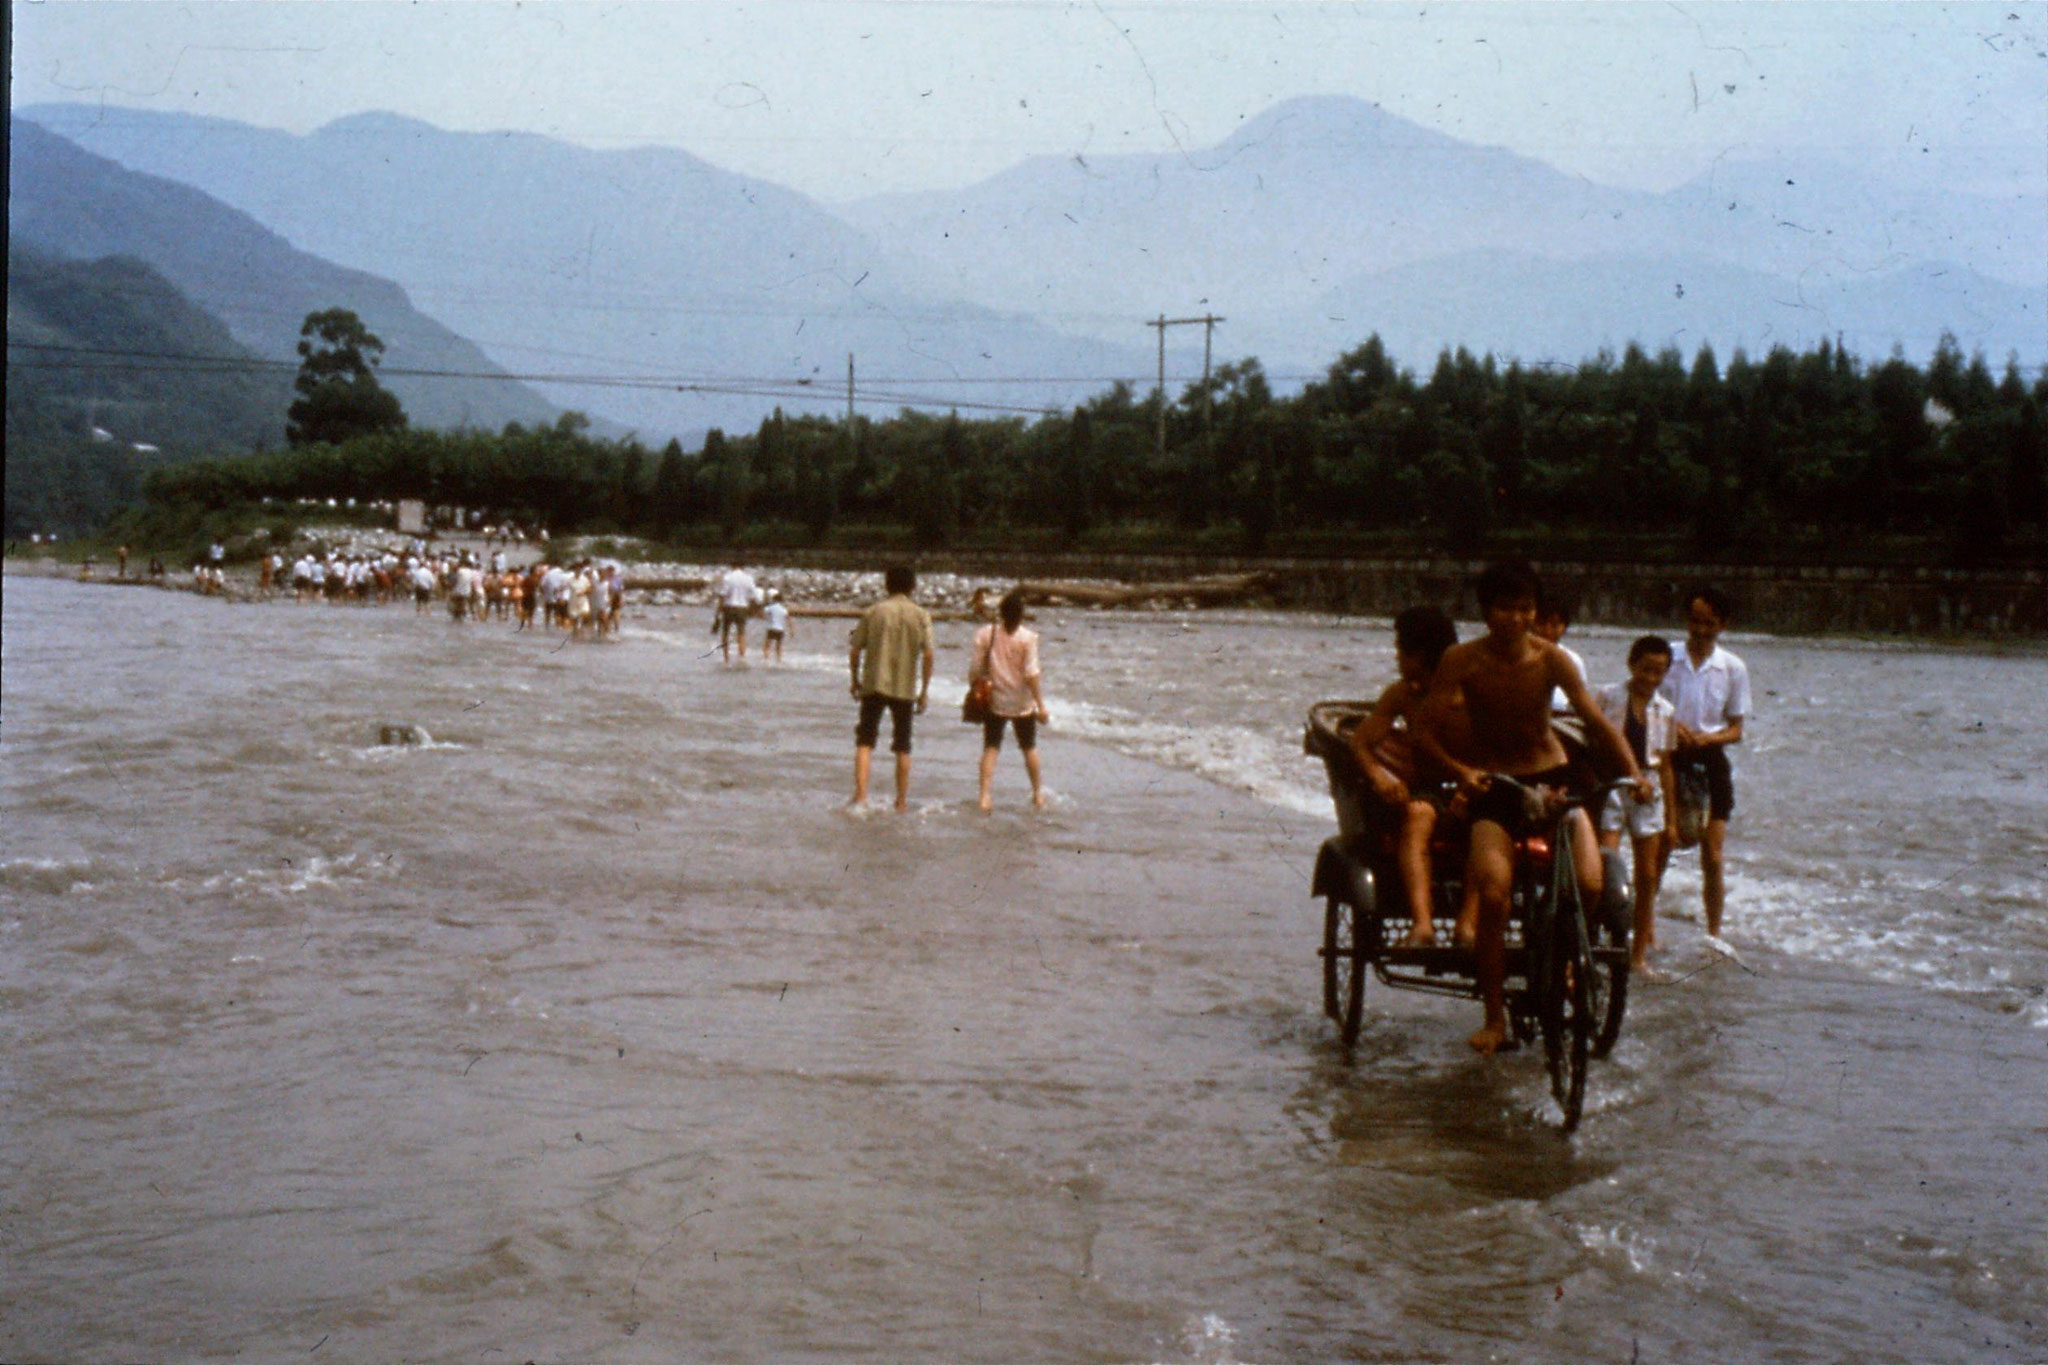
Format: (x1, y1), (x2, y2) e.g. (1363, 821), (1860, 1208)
(787, 605), (987, 621)
(1014, 571), (1278, 608)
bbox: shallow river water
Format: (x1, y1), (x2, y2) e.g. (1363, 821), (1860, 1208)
(2, 572), (2044, 1363)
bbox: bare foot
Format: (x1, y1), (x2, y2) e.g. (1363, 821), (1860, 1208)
(1031, 791), (1047, 809)
(977, 798), (993, 813)
(894, 799), (910, 812)
(1468, 1023), (1511, 1056)
(1397, 923), (1437, 949)
(1452, 919), (1477, 951)
(1632, 962), (1669, 982)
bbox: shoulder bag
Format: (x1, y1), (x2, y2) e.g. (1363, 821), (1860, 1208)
(962, 626), (996, 723)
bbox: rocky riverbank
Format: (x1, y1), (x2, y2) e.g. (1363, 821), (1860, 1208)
(13, 534), (2048, 637)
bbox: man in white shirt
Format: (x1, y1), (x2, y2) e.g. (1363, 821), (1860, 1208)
(1657, 586), (1752, 940)
(716, 562), (758, 661)
(539, 563), (570, 628)
(409, 561), (437, 612)
(450, 559), (479, 620)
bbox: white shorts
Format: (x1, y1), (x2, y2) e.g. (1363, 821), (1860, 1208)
(1600, 783), (1666, 841)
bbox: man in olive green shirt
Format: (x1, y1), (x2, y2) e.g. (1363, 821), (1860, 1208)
(848, 565), (936, 810)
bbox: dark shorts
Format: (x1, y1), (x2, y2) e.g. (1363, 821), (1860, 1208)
(982, 715), (1038, 752)
(766, 629), (786, 642)
(1471, 765), (1576, 837)
(719, 605), (750, 629)
(856, 694), (915, 754)
(1674, 748), (1735, 822)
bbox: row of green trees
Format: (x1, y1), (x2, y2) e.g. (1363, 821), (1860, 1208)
(140, 333), (2047, 564)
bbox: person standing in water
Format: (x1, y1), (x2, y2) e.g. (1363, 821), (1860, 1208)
(1595, 636), (1680, 975)
(760, 590), (790, 661)
(848, 565), (934, 811)
(1657, 586), (1751, 942)
(970, 590), (1050, 811)
(716, 561), (758, 661)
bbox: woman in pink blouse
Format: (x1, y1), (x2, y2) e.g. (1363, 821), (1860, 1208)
(970, 590), (1051, 810)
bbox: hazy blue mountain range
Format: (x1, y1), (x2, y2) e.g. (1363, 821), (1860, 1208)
(1246, 251), (2046, 381)
(20, 95), (2042, 450)
(841, 95), (2045, 369)
(19, 106), (1169, 441)
(9, 120), (564, 435)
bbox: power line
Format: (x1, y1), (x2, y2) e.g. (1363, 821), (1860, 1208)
(5, 342), (1081, 416)
(6, 340), (1277, 399)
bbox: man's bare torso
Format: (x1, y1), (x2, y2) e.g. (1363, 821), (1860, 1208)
(1441, 638), (1568, 775)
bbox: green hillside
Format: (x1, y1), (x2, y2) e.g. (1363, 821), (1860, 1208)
(9, 119), (566, 437)
(6, 244), (291, 538)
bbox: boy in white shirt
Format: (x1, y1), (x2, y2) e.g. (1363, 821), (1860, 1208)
(760, 590), (790, 661)
(1657, 587), (1752, 940)
(1596, 636), (1679, 974)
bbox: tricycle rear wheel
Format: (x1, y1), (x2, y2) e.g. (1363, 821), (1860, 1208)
(1322, 895), (1368, 1048)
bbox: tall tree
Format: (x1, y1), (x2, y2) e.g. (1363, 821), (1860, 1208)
(286, 308), (407, 447)
(651, 437), (688, 535)
(705, 428), (746, 539)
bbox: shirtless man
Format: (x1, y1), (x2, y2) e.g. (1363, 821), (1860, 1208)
(1416, 561), (1653, 1056)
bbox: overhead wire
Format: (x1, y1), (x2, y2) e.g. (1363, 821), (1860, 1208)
(8, 341), (1190, 416)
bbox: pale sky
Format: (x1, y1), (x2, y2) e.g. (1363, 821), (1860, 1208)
(10, 1), (2045, 203)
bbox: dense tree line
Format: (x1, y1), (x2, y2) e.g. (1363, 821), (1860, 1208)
(136, 334), (2047, 564)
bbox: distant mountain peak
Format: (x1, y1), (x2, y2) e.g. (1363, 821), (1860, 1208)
(1221, 93), (1441, 151)
(313, 110), (443, 139)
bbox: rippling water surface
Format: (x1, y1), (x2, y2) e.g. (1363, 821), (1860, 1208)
(3, 574), (2043, 1362)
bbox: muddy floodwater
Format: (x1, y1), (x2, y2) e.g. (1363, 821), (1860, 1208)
(3, 572), (2044, 1362)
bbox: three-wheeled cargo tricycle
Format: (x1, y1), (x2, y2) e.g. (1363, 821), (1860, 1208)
(1303, 700), (1637, 1133)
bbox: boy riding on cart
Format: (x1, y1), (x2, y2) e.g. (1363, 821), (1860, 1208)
(1415, 561), (1655, 1056)
(1348, 606), (1464, 949)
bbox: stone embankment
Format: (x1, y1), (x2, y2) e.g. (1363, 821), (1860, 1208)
(691, 547), (2048, 638)
(13, 536), (2046, 637)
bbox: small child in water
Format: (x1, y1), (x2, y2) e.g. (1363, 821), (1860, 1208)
(761, 590), (790, 661)
(1594, 636), (1679, 975)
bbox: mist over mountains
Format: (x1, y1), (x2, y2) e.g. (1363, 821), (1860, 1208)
(8, 120), (563, 436)
(845, 95), (2045, 372)
(16, 94), (2043, 450)
(20, 106), (1161, 443)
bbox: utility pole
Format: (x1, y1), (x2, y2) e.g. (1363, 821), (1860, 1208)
(1152, 315), (1166, 465)
(847, 353), (855, 426)
(1146, 313), (1225, 465)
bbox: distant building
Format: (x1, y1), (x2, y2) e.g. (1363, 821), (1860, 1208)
(396, 499), (427, 534)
